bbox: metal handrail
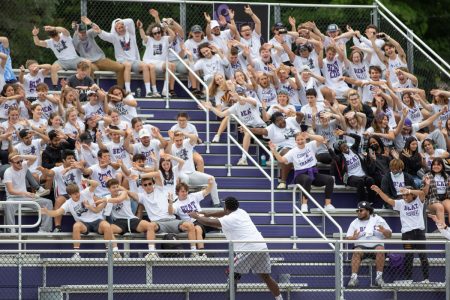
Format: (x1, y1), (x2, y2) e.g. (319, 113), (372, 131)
(377, 10), (450, 79)
(226, 114), (275, 224)
(165, 48), (210, 153)
(375, 0), (450, 73)
(292, 184), (343, 250)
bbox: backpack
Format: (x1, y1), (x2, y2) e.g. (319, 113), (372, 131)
(160, 233), (184, 258)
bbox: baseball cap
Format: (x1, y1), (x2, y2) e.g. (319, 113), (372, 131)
(191, 25), (203, 33)
(139, 128), (151, 138)
(277, 89), (289, 96)
(274, 22), (285, 29)
(300, 65), (311, 72)
(78, 24), (88, 32)
(210, 20), (220, 29)
(327, 24), (339, 32)
(19, 129), (30, 139)
(357, 201), (374, 214)
(79, 132), (93, 143)
(404, 118), (412, 127)
(298, 44), (311, 52)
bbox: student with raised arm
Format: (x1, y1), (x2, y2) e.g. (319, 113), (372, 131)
(351, 24), (386, 70)
(204, 10), (238, 56)
(32, 25), (89, 91)
(372, 185), (429, 283)
(41, 180), (121, 259)
(137, 12), (176, 97)
(371, 33), (407, 84)
(235, 5), (262, 59)
(19, 60), (51, 101)
(0, 36), (17, 84)
(89, 17), (148, 94)
(270, 132), (335, 212)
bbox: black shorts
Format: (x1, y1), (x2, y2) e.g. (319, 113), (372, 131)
(113, 218), (141, 234)
(193, 221), (218, 239)
(354, 244), (384, 260)
(81, 219), (104, 235)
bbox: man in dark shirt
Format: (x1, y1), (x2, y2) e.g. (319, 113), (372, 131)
(42, 130), (76, 169)
(66, 60), (97, 101)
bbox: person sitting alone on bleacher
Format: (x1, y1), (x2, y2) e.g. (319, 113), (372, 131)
(270, 132), (335, 212)
(41, 180), (120, 259)
(32, 25), (90, 91)
(4, 152), (53, 233)
(95, 178), (159, 259)
(346, 201), (392, 287)
(170, 180), (215, 257)
(372, 185), (430, 284)
(328, 132), (376, 204)
(126, 176), (201, 257)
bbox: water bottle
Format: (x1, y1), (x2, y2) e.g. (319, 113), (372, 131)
(135, 87), (141, 98)
(260, 155), (267, 167)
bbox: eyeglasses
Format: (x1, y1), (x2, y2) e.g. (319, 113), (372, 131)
(142, 183), (153, 187)
(355, 209), (365, 213)
(152, 31), (162, 35)
(12, 160), (23, 165)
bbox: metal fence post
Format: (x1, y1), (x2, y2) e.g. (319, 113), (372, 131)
(228, 241), (235, 300)
(371, 2), (379, 27)
(335, 241), (343, 300)
(446, 242), (450, 300)
(407, 29), (414, 74)
(180, 2), (187, 36)
(108, 242), (113, 300)
(80, 0), (87, 17)
(273, 5), (281, 24)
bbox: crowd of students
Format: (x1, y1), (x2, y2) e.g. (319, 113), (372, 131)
(0, 5), (449, 291)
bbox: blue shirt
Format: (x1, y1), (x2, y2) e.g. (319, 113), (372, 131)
(0, 43), (16, 81)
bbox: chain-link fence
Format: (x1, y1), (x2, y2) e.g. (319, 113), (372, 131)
(1, 239), (449, 300)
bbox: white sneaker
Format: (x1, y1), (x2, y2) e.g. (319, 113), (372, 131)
(36, 187), (50, 197)
(301, 204), (308, 213)
(106, 252), (122, 259)
(212, 135), (220, 143)
(145, 252), (159, 260)
(190, 252), (200, 259)
(277, 182), (286, 189)
(37, 229), (51, 234)
(151, 92), (161, 98)
(71, 253), (81, 260)
(419, 279), (430, 284)
(237, 157), (248, 166)
(375, 276), (384, 287)
(324, 204), (336, 211)
(347, 276), (358, 287)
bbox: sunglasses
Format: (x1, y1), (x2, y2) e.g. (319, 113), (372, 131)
(142, 183), (153, 187)
(152, 31), (162, 35)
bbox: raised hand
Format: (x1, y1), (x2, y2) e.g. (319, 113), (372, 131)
(136, 20), (143, 29)
(32, 26), (39, 36)
(81, 16), (93, 25)
(288, 16), (296, 27)
(244, 5), (253, 15)
(203, 12), (211, 23)
(149, 9), (159, 19)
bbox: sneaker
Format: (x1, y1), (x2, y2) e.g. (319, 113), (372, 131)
(151, 92), (161, 98)
(52, 227), (62, 233)
(237, 157), (248, 166)
(190, 252), (200, 259)
(324, 204), (336, 211)
(36, 187), (50, 197)
(71, 253), (81, 260)
(375, 276), (384, 287)
(277, 182), (286, 189)
(347, 276), (359, 287)
(113, 252), (122, 259)
(37, 229), (51, 234)
(300, 204), (308, 213)
(212, 135), (220, 143)
(419, 279), (430, 284)
(169, 90), (177, 98)
(145, 252), (159, 260)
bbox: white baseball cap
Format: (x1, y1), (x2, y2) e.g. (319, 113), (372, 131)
(210, 20), (220, 29)
(139, 129), (151, 138)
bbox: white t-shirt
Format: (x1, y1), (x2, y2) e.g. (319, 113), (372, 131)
(31, 99), (56, 119)
(88, 164), (117, 196)
(143, 36), (171, 63)
(278, 79), (300, 106)
(283, 141), (318, 171)
(366, 126), (394, 147)
(360, 79), (387, 105)
(3, 161), (28, 198)
(171, 139), (195, 173)
(266, 122), (299, 149)
(393, 198), (425, 233)
(108, 96), (137, 125)
(387, 55), (407, 85)
(343, 150), (365, 177)
(268, 35), (293, 62)
(98, 19), (141, 62)
(45, 34), (79, 61)
(256, 85), (277, 106)
(240, 31), (261, 59)
(346, 215), (391, 247)
(434, 174), (447, 195)
(83, 102), (105, 118)
(61, 189), (103, 223)
(300, 103), (325, 126)
(219, 208), (266, 251)
(0, 99), (18, 119)
(267, 104), (296, 118)
(227, 101), (265, 128)
(298, 77), (324, 105)
(106, 192), (135, 220)
(160, 165), (180, 196)
(15, 139), (43, 172)
(106, 140), (132, 168)
(170, 123), (199, 137)
(173, 191), (204, 222)
(1, 121), (25, 150)
(138, 186), (174, 221)
(390, 172), (406, 197)
(52, 165), (83, 197)
(431, 103), (450, 127)
(63, 119), (85, 137)
(401, 102), (423, 124)
(132, 140), (161, 168)
(78, 143), (100, 167)
(424, 149), (446, 169)
(23, 70), (45, 98)
(184, 38), (207, 61)
(348, 62), (369, 81)
(193, 54), (228, 83)
(293, 53), (320, 76)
